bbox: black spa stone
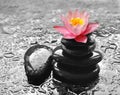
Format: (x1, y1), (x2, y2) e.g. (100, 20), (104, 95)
(52, 36), (102, 85)
(53, 46), (102, 67)
(62, 42), (96, 57)
(53, 62), (100, 84)
(24, 44), (53, 85)
(61, 34), (95, 50)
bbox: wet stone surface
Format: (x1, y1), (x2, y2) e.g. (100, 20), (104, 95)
(0, 0), (120, 95)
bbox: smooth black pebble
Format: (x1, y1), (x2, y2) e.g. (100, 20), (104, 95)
(24, 44), (53, 85)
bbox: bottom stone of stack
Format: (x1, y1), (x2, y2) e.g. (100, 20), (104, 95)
(53, 63), (100, 85)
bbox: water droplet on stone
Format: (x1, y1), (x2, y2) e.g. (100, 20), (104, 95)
(38, 87), (46, 94)
(51, 40), (57, 43)
(21, 45), (29, 50)
(44, 41), (50, 43)
(22, 87), (30, 93)
(4, 52), (14, 58)
(12, 56), (20, 61)
(30, 41), (38, 45)
(2, 26), (19, 35)
(108, 43), (117, 50)
(95, 29), (111, 37)
(48, 83), (55, 90)
(0, 50), (4, 59)
(9, 86), (22, 93)
(30, 87), (35, 93)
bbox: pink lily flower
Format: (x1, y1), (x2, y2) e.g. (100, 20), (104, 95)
(53, 10), (99, 43)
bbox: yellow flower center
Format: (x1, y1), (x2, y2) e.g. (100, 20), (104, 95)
(70, 18), (84, 26)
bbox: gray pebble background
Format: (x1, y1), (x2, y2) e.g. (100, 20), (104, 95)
(0, 0), (120, 94)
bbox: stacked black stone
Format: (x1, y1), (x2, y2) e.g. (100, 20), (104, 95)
(53, 35), (102, 85)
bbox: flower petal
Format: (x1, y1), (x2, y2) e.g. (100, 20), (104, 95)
(79, 11), (89, 32)
(54, 26), (69, 35)
(74, 9), (79, 17)
(83, 23), (99, 35)
(63, 34), (76, 39)
(79, 11), (89, 19)
(61, 15), (66, 23)
(75, 35), (87, 43)
(73, 25), (83, 35)
(53, 26), (75, 38)
(61, 15), (77, 36)
(67, 10), (73, 20)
